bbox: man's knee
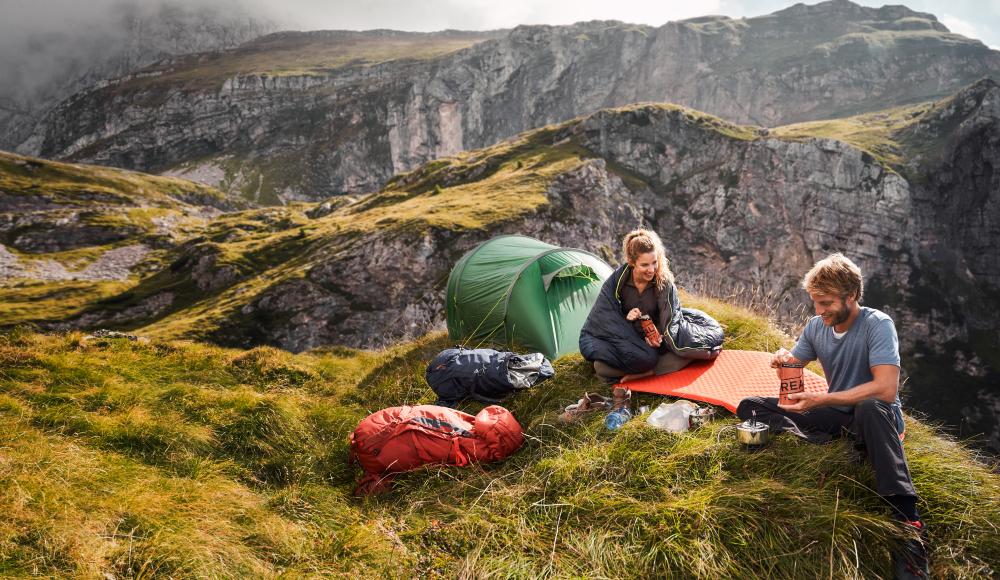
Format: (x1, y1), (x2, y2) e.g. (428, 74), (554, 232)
(737, 397), (767, 420)
(855, 398), (890, 420)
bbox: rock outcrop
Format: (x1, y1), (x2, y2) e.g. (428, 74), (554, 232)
(23, 1), (1000, 202)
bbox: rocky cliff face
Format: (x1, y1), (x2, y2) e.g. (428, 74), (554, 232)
(23, 0), (1000, 202)
(892, 81), (1000, 444)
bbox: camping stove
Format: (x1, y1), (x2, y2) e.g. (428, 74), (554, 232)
(736, 410), (770, 447)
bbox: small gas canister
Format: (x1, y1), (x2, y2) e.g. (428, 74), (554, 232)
(778, 363), (806, 406)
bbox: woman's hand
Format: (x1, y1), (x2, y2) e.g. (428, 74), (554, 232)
(626, 308), (642, 321)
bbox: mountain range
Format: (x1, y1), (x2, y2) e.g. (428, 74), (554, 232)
(14, 0), (1000, 203)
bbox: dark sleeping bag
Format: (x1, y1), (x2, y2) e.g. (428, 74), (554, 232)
(579, 264), (723, 374)
(426, 347), (555, 407)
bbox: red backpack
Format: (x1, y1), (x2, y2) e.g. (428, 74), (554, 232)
(349, 404), (524, 495)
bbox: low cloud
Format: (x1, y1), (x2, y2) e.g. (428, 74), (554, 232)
(0, 1), (277, 104)
(940, 14), (985, 42)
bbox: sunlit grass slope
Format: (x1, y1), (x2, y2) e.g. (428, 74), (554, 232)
(1, 298), (997, 578)
(39, 123), (595, 342)
(0, 151), (235, 209)
(110, 30), (496, 96)
(771, 78), (998, 171)
(0, 152), (244, 328)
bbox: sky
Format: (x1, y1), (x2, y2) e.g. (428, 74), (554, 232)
(0, 0), (998, 49)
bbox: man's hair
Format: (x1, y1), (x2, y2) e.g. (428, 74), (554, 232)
(622, 228), (674, 291)
(802, 253), (864, 302)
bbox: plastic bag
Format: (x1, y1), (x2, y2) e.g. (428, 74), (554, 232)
(647, 400), (698, 432)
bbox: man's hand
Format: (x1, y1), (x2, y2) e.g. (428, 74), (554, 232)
(626, 308), (642, 321)
(778, 391), (825, 413)
(771, 347), (804, 379)
(770, 347), (800, 368)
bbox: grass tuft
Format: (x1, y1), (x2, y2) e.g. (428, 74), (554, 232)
(228, 346), (317, 390)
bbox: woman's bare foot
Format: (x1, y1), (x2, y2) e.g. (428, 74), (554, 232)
(619, 370), (653, 383)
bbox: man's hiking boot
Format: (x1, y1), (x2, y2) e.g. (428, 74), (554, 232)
(611, 386), (632, 413)
(559, 393), (612, 423)
(893, 521), (930, 579)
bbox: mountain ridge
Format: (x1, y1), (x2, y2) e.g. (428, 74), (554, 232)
(20, 0), (1000, 202)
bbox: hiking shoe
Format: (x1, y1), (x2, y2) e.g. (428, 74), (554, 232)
(611, 386), (632, 413)
(558, 393), (612, 423)
(893, 521), (930, 579)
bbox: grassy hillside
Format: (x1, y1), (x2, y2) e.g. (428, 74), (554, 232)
(106, 30), (496, 96)
(0, 152), (241, 327)
(770, 78), (997, 171)
(5, 83), (991, 343)
(1, 297), (997, 578)
(17, 122), (595, 343)
(0, 151), (236, 210)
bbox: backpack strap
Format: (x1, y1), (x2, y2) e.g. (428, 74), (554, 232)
(406, 416), (473, 465)
(409, 416), (473, 437)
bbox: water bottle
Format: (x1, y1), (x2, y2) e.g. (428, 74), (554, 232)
(605, 407), (633, 431)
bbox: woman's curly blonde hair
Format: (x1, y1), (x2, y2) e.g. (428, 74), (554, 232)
(622, 228), (674, 291)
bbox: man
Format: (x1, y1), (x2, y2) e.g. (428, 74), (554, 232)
(736, 253), (929, 579)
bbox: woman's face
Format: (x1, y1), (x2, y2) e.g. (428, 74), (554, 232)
(631, 251), (657, 283)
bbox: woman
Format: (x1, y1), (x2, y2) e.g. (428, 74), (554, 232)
(579, 228), (723, 385)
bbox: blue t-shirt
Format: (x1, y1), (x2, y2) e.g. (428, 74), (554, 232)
(791, 307), (901, 411)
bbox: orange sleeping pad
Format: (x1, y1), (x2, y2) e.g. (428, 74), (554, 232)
(620, 350), (828, 413)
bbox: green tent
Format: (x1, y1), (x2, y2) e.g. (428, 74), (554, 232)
(446, 235), (613, 359)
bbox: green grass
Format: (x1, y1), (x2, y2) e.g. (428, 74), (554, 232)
(5, 242), (127, 270)
(107, 31), (495, 98)
(27, 125), (592, 339)
(771, 102), (934, 167)
(0, 152), (241, 332)
(0, 151), (233, 210)
(1, 298), (997, 577)
(0, 280), (137, 327)
(770, 81), (993, 172)
(602, 102), (763, 141)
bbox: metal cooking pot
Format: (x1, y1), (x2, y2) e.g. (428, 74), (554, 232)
(689, 406), (716, 429)
(736, 419), (770, 446)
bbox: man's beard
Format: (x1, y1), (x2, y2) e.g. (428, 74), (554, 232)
(827, 305), (851, 326)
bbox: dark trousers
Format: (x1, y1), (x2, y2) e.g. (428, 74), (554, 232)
(593, 350), (692, 382)
(736, 397), (916, 498)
